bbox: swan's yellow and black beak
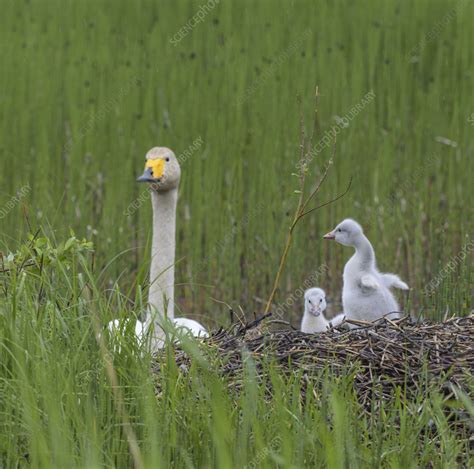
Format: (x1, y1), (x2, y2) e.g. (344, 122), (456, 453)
(137, 159), (165, 183)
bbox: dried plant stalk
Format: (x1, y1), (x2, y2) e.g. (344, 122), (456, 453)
(264, 89), (351, 314)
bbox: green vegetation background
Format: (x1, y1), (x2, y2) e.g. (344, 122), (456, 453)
(1, 0), (472, 323)
(0, 1), (473, 467)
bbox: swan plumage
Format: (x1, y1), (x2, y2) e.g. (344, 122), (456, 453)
(108, 319), (146, 341)
(323, 219), (409, 323)
(108, 147), (208, 349)
(173, 317), (209, 337)
(108, 317), (207, 345)
(380, 273), (409, 290)
(301, 287), (346, 333)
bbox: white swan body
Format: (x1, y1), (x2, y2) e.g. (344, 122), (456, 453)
(108, 147), (207, 350)
(323, 219), (409, 323)
(173, 317), (209, 337)
(108, 317), (207, 344)
(301, 288), (346, 333)
(108, 319), (146, 342)
(329, 313), (346, 328)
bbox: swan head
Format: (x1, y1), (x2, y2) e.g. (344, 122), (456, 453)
(304, 288), (326, 317)
(137, 147), (181, 192)
(323, 218), (363, 246)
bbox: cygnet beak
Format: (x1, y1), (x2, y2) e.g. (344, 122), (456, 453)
(323, 231), (335, 240)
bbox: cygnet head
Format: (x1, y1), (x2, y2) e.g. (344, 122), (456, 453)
(137, 147), (181, 192)
(323, 218), (364, 247)
(304, 288), (327, 317)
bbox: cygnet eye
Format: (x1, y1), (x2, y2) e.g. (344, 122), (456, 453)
(308, 300), (312, 304)
(165, 157), (170, 162)
(337, 228), (342, 232)
(320, 298), (323, 303)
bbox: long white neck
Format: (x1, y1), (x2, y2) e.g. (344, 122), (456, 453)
(352, 234), (376, 271)
(145, 188), (178, 331)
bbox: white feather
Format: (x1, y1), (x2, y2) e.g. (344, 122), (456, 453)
(360, 274), (380, 291)
(380, 273), (409, 290)
(329, 313), (346, 328)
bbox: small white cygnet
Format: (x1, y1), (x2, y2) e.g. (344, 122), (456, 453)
(301, 288), (345, 333)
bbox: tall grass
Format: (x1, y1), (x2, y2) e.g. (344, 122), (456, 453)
(0, 242), (471, 467)
(0, 0), (472, 324)
(0, 3), (472, 463)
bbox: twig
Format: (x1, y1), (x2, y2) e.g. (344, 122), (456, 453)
(267, 319), (299, 330)
(263, 91), (352, 314)
(238, 312), (272, 334)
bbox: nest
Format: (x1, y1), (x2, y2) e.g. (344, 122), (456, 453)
(151, 314), (474, 454)
(164, 314), (474, 411)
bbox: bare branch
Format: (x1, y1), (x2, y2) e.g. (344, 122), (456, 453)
(298, 176), (353, 221)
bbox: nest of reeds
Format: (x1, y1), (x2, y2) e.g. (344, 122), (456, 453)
(153, 314), (474, 446)
(164, 314), (474, 411)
